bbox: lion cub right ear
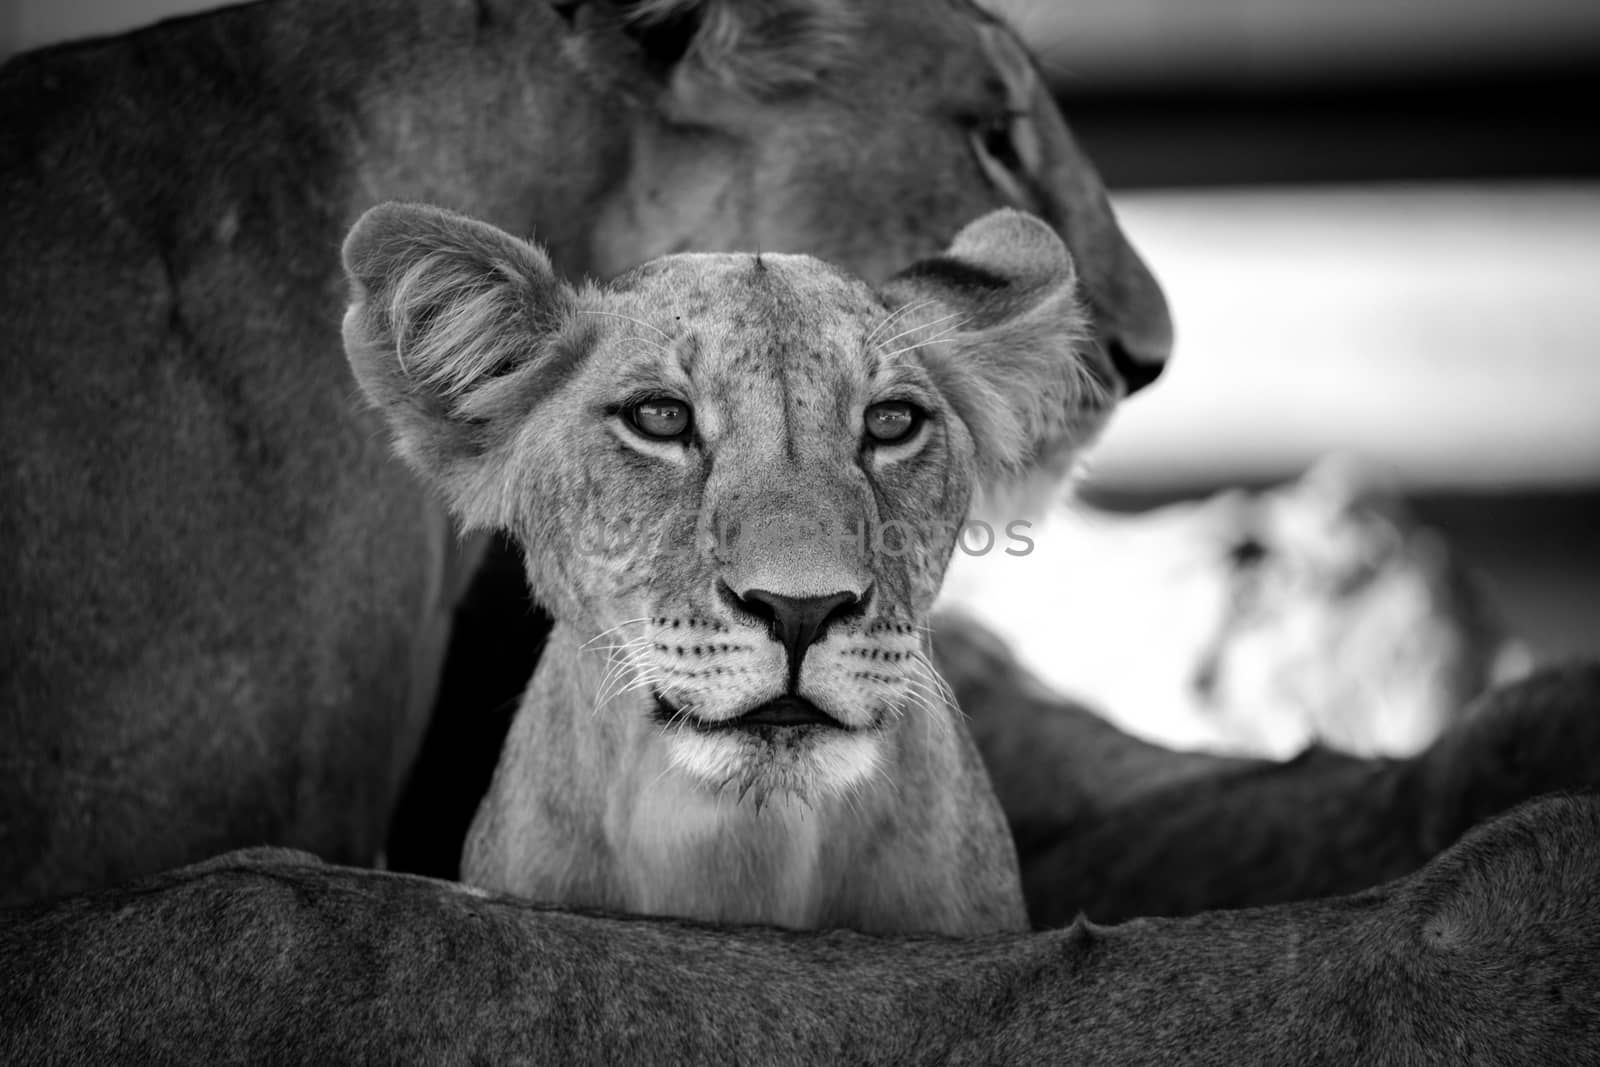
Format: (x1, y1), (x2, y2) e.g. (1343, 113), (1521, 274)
(341, 202), (573, 529)
(878, 209), (1109, 490)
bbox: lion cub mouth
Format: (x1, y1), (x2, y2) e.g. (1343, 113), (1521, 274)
(652, 695), (852, 733)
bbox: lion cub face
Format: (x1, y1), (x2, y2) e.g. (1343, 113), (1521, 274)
(343, 205), (1112, 803)
(553, 255), (986, 800)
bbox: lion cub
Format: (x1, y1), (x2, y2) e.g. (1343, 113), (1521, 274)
(342, 204), (1118, 935)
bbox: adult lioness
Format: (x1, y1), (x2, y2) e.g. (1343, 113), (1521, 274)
(8, 795), (1600, 1063)
(343, 203), (1107, 935)
(0, 0), (1170, 903)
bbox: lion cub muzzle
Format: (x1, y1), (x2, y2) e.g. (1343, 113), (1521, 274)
(646, 579), (914, 802)
(728, 585), (869, 687)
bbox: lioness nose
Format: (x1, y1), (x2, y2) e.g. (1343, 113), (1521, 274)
(722, 584), (868, 675)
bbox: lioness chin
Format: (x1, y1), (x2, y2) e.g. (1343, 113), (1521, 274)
(344, 203), (1118, 935)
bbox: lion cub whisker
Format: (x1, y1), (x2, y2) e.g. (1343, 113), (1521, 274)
(593, 653), (659, 717)
(605, 669), (663, 709)
(877, 325), (970, 362)
(912, 650), (962, 717)
(863, 297), (938, 346)
(574, 308), (674, 344)
(897, 682), (958, 748)
(871, 309), (970, 352)
(580, 616), (656, 650)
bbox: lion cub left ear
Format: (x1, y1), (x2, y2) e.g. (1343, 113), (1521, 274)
(878, 209), (1112, 487)
(341, 202), (574, 528)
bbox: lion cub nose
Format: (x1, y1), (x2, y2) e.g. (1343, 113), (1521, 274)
(721, 584), (868, 679)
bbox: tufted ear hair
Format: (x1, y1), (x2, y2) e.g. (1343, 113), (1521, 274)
(341, 201), (575, 529)
(877, 209), (1113, 489)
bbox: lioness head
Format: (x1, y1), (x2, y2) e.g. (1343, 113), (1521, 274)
(344, 202), (1105, 806)
(576, 0), (1172, 404)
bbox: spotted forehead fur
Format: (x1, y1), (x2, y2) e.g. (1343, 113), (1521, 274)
(607, 253), (881, 376)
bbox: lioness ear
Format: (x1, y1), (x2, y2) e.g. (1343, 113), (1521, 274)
(611, 0), (858, 110)
(878, 209), (1111, 488)
(341, 202), (572, 528)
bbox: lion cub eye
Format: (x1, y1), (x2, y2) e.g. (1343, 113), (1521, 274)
(627, 398), (692, 441)
(864, 401), (923, 446)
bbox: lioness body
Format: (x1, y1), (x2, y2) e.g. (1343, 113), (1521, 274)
(6, 794), (1600, 1063)
(0, 0), (1170, 903)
